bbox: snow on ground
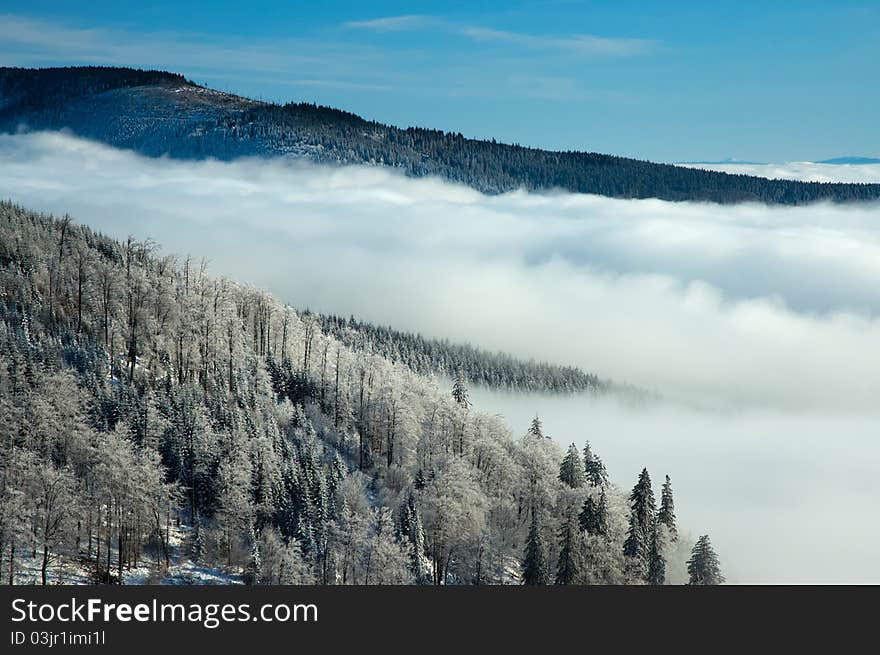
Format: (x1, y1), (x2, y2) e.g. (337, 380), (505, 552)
(13, 524), (242, 586)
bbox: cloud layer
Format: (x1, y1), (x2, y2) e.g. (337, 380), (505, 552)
(3, 132), (880, 412)
(679, 161), (880, 184)
(2, 131), (879, 582)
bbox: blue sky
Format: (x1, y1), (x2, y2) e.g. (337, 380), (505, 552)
(1, 1), (878, 162)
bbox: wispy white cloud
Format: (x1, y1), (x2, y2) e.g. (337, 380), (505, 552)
(343, 15), (439, 32)
(0, 12), (655, 107)
(342, 14), (655, 57)
(461, 26), (656, 57)
(0, 14), (389, 89)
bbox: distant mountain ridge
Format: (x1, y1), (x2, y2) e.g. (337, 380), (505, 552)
(818, 157), (880, 165)
(3, 66), (880, 205)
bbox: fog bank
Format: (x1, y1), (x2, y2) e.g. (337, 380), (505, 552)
(2, 132), (880, 411)
(2, 130), (879, 582)
(470, 387), (880, 583)
(680, 160), (880, 184)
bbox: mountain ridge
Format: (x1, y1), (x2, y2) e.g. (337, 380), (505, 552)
(2, 66), (880, 205)
(818, 156), (880, 165)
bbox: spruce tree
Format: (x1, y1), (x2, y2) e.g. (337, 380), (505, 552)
(522, 512), (550, 585)
(579, 495), (599, 534)
(555, 513), (583, 585)
(647, 525), (666, 585)
(583, 441), (609, 487)
(623, 468), (656, 579)
(658, 474), (677, 541)
(559, 443), (586, 488)
(580, 488), (609, 537)
(528, 415), (544, 438)
(687, 535), (725, 585)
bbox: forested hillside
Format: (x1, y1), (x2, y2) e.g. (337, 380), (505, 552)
(0, 202), (722, 585)
(2, 66), (879, 205)
(319, 315), (605, 393)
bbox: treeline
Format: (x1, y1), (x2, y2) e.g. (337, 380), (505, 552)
(0, 66), (188, 118)
(2, 66), (879, 205)
(0, 201), (722, 585)
(319, 315), (605, 393)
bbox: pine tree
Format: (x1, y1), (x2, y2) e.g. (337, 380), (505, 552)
(583, 441), (609, 487)
(451, 371), (470, 408)
(623, 468), (656, 579)
(555, 513), (582, 585)
(658, 475), (677, 541)
(647, 525), (665, 585)
(687, 535), (725, 585)
(578, 488), (608, 536)
(559, 443), (586, 488)
(522, 512), (549, 585)
(579, 495), (598, 534)
(528, 415), (544, 438)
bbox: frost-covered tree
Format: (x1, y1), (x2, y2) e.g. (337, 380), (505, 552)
(322, 315), (604, 394)
(363, 508), (413, 584)
(29, 459), (78, 585)
(515, 428), (561, 525)
(421, 458), (488, 585)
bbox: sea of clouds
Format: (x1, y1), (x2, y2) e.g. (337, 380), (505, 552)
(2, 131), (879, 581)
(680, 160), (880, 184)
(3, 131), (880, 411)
